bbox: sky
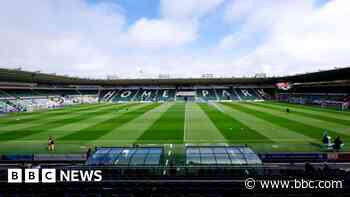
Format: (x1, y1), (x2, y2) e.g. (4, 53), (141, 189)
(0, 0), (349, 79)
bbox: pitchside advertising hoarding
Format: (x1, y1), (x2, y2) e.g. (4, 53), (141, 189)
(7, 168), (102, 183)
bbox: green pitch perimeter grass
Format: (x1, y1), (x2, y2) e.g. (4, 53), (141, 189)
(0, 101), (349, 154)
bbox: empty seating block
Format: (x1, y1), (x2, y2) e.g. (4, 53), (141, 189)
(196, 89), (217, 101)
(134, 89), (159, 101)
(157, 89), (176, 101)
(235, 88), (260, 100)
(113, 89), (138, 102)
(215, 89), (240, 101)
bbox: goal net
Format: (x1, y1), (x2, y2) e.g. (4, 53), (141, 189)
(320, 101), (349, 111)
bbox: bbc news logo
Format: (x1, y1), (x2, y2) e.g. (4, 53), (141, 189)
(8, 169), (102, 183)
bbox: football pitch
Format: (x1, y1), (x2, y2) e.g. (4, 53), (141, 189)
(0, 101), (349, 154)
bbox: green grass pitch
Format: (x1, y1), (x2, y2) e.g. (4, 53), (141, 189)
(0, 101), (349, 154)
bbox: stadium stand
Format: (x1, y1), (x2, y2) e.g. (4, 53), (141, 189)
(215, 87), (240, 101)
(99, 89), (118, 102)
(134, 89), (159, 102)
(196, 88), (218, 101)
(277, 79), (350, 110)
(234, 88), (259, 100)
(157, 89), (176, 101)
(100, 88), (177, 102)
(0, 86), (99, 112)
(112, 89), (139, 102)
(99, 87), (268, 102)
(0, 100), (6, 113)
(1, 88), (37, 98)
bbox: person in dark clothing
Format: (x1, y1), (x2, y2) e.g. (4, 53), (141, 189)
(322, 133), (330, 145)
(48, 136), (55, 151)
(286, 108), (290, 113)
(86, 147), (92, 159)
(333, 136), (343, 151)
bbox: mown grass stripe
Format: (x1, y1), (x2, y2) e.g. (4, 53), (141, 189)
(199, 103), (271, 143)
(0, 103), (126, 133)
(184, 103), (226, 143)
(243, 102), (350, 136)
(19, 103), (136, 140)
(60, 103), (160, 141)
(137, 102), (185, 144)
(218, 103), (316, 143)
(229, 102), (350, 141)
(24, 103), (144, 140)
(267, 101), (350, 116)
(265, 101), (350, 121)
(0, 103), (110, 126)
(0, 103), (135, 141)
(255, 102), (350, 126)
(93, 103), (172, 146)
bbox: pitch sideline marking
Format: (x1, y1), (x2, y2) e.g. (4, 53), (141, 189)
(184, 102), (189, 142)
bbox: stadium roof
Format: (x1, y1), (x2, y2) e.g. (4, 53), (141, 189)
(0, 67), (349, 86)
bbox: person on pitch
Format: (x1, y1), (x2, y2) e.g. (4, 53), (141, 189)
(333, 136), (343, 152)
(48, 136), (55, 151)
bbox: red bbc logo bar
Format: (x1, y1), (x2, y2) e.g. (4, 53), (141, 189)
(8, 169), (56, 183)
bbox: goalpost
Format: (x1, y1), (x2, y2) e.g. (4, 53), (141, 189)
(320, 101), (349, 111)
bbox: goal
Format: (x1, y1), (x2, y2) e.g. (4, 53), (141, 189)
(320, 101), (349, 111)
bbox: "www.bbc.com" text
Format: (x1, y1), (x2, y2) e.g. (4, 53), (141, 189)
(244, 178), (343, 190)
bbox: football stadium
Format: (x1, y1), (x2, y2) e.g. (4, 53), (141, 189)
(1, 0), (350, 196)
(0, 67), (350, 195)
(0, 67), (349, 155)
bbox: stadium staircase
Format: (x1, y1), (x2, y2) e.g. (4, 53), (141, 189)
(100, 90), (118, 102)
(232, 88), (242, 100)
